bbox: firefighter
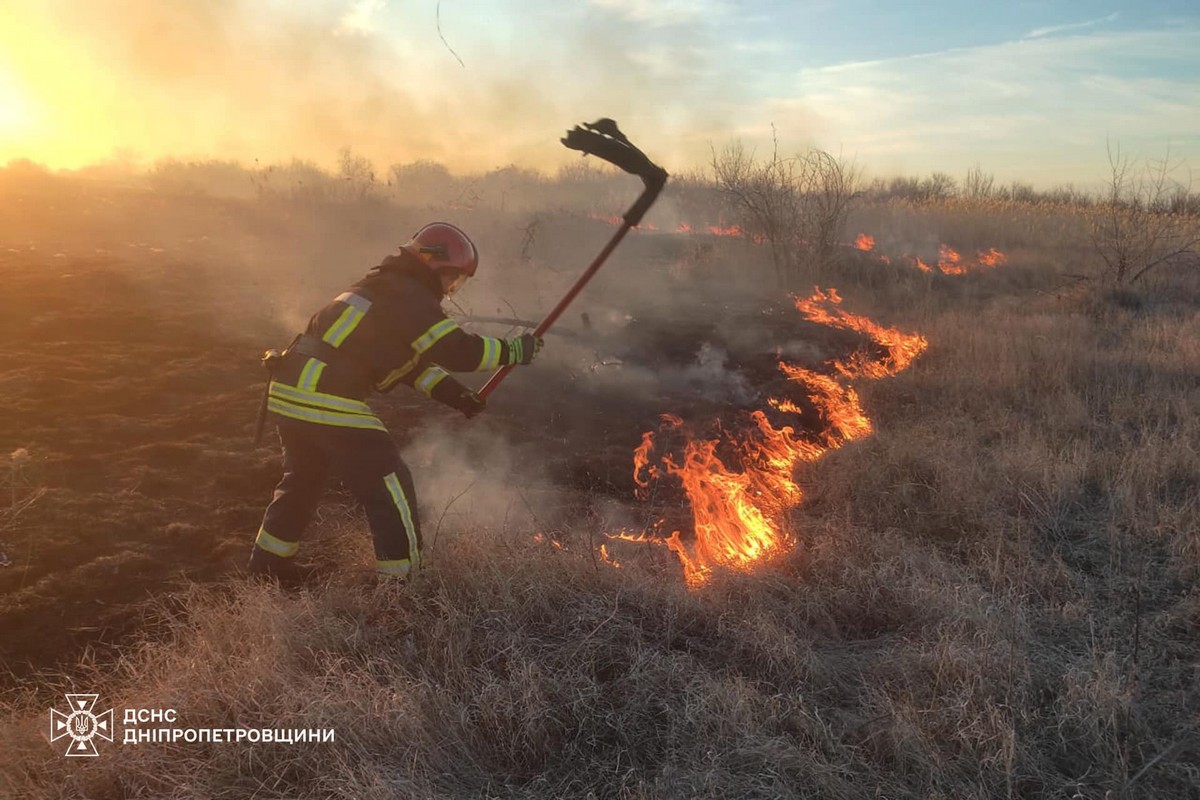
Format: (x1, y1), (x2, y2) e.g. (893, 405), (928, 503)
(249, 222), (542, 585)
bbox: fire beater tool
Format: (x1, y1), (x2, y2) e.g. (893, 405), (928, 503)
(477, 118), (668, 400)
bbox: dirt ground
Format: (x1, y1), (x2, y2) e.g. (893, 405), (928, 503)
(0, 250), (288, 678)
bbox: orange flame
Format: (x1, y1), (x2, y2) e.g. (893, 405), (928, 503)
(937, 244), (966, 275)
(978, 247), (1007, 267)
(661, 439), (782, 579)
(676, 226), (1007, 278)
(606, 287), (927, 587)
(587, 212), (623, 227)
(598, 543), (622, 568)
(768, 397), (803, 415)
(793, 288), (929, 378)
(778, 364), (872, 445)
(633, 430), (657, 495)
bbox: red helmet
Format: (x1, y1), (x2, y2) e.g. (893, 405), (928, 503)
(400, 222), (479, 277)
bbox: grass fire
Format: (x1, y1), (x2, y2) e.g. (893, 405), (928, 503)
(1, 6), (1198, 795)
(2, 149), (1198, 798)
(608, 288), (927, 586)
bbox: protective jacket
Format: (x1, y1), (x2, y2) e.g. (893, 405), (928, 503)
(267, 252), (519, 429)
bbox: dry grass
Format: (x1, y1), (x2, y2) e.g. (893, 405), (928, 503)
(2, 162), (1198, 798)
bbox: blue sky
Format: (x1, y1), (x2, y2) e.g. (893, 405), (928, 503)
(2, 1), (1197, 189)
(339, 0), (1200, 187)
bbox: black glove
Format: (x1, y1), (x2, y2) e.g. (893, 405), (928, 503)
(449, 387), (486, 419)
(507, 333), (544, 366)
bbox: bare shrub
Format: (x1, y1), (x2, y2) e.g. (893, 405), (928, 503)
(147, 159), (257, 199)
(711, 136), (861, 287)
(252, 158), (343, 203)
(1088, 142), (1200, 284)
(963, 163), (996, 200)
(388, 158), (453, 196)
(868, 173), (957, 203)
(335, 147), (378, 202)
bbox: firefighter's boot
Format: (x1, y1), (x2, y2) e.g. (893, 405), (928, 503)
(247, 547), (314, 589)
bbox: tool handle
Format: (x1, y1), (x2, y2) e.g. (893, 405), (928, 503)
(477, 119), (667, 402)
(477, 221), (633, 400)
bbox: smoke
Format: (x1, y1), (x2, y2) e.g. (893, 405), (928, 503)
(400, 419), (556, 540)
(5, 1), (774, 174)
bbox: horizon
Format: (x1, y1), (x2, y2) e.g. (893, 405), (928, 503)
(1, 1), (1197, 192)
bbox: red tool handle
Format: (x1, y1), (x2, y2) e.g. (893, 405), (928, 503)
(477, 221), (633, 399)
(476, 119), (667, 401)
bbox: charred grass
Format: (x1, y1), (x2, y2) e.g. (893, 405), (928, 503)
(1, 171), (1198, 798)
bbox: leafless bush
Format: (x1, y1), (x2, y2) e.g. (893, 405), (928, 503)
(335, 147), (378, 202)
(963, 163), (996, 200)
(1089, 142), (1200, 284)
(868, 173), (956, 203)
(710, 137), (861, 287)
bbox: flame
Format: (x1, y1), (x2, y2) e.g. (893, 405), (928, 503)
(662, 439), (780, 572)
(586, 212), (659, 231)
(778, 364), (872, 445)
(936, 244), (966, 275)
(587, 212), (623, 227)
(606, 287), (927, 587)
(793, 288), (929, 377)
(674, 226), (1007, 278)
(978, 247), (1007, 267)
(768, 397), (803, 415)
(633, 429), (657, 495)
(598, 544), (622, 568)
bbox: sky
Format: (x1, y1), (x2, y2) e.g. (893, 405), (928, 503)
(0, 0), (1196, 189)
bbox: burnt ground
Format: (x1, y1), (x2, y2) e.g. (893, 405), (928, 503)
(0, 246), (871, 685)
(0, 253), (290, 680)
(514, 303), (876, 497)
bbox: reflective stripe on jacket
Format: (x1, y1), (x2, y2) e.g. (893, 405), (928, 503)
(267, 254), (517, 426)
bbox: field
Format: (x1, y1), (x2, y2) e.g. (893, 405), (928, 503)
(1, 161), (1197, 798)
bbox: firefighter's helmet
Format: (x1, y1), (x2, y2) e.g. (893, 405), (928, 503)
(401, 222), (479, 277)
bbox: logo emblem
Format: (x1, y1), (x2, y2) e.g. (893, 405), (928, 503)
(50, 694), (114, 757)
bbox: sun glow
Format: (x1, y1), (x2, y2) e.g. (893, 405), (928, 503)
(0, 11), (112, 169)
(0, 64), (38, 139)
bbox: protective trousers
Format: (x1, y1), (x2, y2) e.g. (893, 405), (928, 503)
(253, 418), (422, 577)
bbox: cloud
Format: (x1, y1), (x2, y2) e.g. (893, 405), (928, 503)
(588, 0), (731, 27)
(6, 1), (1191, 190)
(769, 28), (1200, 186)
(1025, 11), (1119, 39)
(337, 0), (387, 36)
